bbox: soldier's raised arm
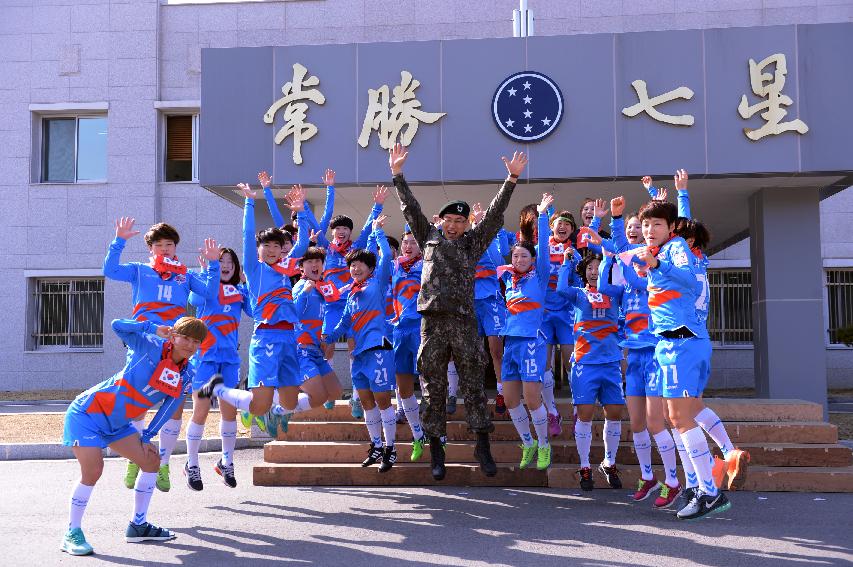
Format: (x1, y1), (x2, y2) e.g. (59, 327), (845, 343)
(471, 151), (528, 258)
(390, 143), (430, 248)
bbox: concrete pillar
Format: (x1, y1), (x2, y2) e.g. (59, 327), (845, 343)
(749, 187), (827, 414)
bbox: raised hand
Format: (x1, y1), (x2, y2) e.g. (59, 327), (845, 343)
(201, 238), (220, 261)
(156, 325), (172, 339)
(197, 254), (208, 271)
(610, 196), (626, 217)
(501, 151), (528, 178)
(674, 169), (688, 191)
(538, 193), (555, 214)
(115, 217), (140, 240)
(563, 247), (576, 262)
(586, 230), (603, 246)
(431, 214), (443, 228)
(322, 168), (335, 186)
(471, 202), (485, 225)
(237, 182), (257, 200)
(257, 171), (272, 188)
(373, 185), (389, 205)
(308, 229), (321, 242)
(389, 142), (409, 176)
(594, 198), (609, 219)
(372, 214), (387, 230)
(652, 187), (668, 201)
(641, 176), (653, 190)
(636, 246), (659, 269)
(285, 184), (306, 212)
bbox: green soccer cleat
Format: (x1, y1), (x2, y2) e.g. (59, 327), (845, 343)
(264, 411), (279, 438)
(519, 444), (537, 469)
(536, 444), (552, 471)
(253, 414), (268, 434)
(323, 400), (335, 410)
(60, 527), (94, 556)
(411, 436), (425, 462)
(239, 411), (253, 430)
(155, 463), (171, 492)
(124, 460), (140, 490)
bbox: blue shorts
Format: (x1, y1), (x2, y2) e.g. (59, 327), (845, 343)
(351, 348), (396, 393)
(570, 360), (625, 406)
(501, 335), (548, 383)
(625, 347), (661, 397)
(192, 360), (240, 392)
(392, 321), (421, 375)
(474, 294), (507, 337)
(247, 331), (300, 389)
(62, 406), (138, 448)
(541, 307), (574, 345)
(298, 346), (334, 381)
(656, 336), (712, 398)
(322, 300), (349, 338)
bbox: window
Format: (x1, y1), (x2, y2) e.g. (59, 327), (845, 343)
(164, 114), (198, 182)
(41, 116), (107, 182)
(826, 269), (853, 345)
(707, 269), (753, 346)
(30, 278), (104, 350)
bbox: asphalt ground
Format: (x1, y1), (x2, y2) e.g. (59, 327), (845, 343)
(5, 448), (853, 567)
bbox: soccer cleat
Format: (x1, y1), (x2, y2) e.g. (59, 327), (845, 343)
(196, 373), (223, 399)
(253, 414), (267, 434)
(676, 490), (731, 520)
(446, 395), (458, 416)
(239, 411), (253, 430)
(323, 400), (335, 410)
(654, 483), (682, 509)
(264, 410), (279, 439)
(712, 456), (727, 489)
(349, 397), (364, 420)
(726, 448), (751, 491)
(278, 411), (291, 434)
(547, 413), (563, 437)
(519, 444), (537, 469)
(677, 486), (698, 511)
(494, 394), (507, 416)
(410, 436), (425, 462)
(378, 445), (397, 473)
(536, 444), (552, 471)
(155, 464), (171, 492)
(429, 436), (446, 480)
(474, 432), (497, 477)
(632, 478), (662, 502)
(395, 406), (406, 424)
(598, 463), (622, 489)
(60, 527), (94, 556)
(125, 521), (177, 543)
(183, 462), (203, 492)
(577, 467), (594, 491)
(124, 460), (140, 490)
(214, 459), (237, 488)
(361, 444), (383, 467)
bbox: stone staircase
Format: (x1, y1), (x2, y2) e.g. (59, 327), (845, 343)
(253, 398), (853, 492)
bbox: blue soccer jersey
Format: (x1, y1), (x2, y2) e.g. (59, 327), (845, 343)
(646, 236), (707, 339)
(391, 255), (423, 326)
(499, 211), (551, 339)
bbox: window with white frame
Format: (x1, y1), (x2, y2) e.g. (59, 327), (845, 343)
(40, 116), (107, 183)
(707, 269), (753, 346)
(164, 114), (198, 182)
(826, 268), (853, 345)
(29, 278), (104, 350)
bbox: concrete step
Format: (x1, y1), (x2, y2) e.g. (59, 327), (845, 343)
(290, 398), (824, 423)
(264, 440), (853, 468)
(274, 420), (839, 445)
(253, 462), (853, 492)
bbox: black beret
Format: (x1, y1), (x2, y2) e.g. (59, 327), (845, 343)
(439, 200), (470, 219)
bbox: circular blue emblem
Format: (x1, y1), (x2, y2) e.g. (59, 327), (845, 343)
(492, 71), (563, 142)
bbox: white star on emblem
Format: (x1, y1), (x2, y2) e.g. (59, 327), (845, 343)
(505, 118), (515, 128)
(523, 81), (531, 90)
(524, 124), (532, 133)
(523, 109), (532, 118)
(541, 117), (551, 126)
(523, 95), (532, 104)
(507, 87), (517, 96)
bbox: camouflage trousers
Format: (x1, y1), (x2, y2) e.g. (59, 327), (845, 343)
(417, 313), (494, 438)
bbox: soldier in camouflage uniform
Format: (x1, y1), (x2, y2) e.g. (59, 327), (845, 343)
(389, 142), (529, 480)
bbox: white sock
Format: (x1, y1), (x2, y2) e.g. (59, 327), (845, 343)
(574, 420), (593, 468)
(447, 361), (459, 398)
(364, 406), (382, 447)
(395, 387), (403, 410)
(220, 419), (237, 466)
(496, 381), (503, 395)
(213, 385), (253, 412)
(68, 482), (93, 530)
(508, 404), (534, 447)
(401, 395), (424, 441)
(351, 388), (360, 402)
(603, 419), (621, 467)
(530, 404), (550, 447)
(633, 429), (654, 481)
(158, 418), (182, 465)
(541, 369), (557, 415)
(132, 472), (156, 525)
(132, 420), (145, 433)
(695, 407), (734, 459)
(380, 406), (397, 447)
(682, 426), (718, 496)
(673, 429), (698, 488)
(186, 421), (205, 468)
(274, 393), (311, 416)
(654, 429), (680, 487)
(272, 389), (280, 406)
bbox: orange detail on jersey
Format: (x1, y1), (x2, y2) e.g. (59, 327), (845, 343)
(116, 378), (153, 408)
(85, 391), (116, 416)
(297, 319), (322, 345)
(626, 313), (649, 334)
(352, 309), (380, 332)
(573, 320), (618, 361)
(475, 266), (497, 280)
(647, 287), (682, 309)
(506, 297), (542, 315)
(125, 403), (150, 420)
(132, 302), (186, 322)
(257, 288), (293, 321)
(394, 280), (420, 300)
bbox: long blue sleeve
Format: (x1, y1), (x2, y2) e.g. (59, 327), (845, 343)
(287, 211), (310, 259)
(536, 212), (550, 292)
(324, 301), (352, 344)
(353, 203), (383, 250)
(655, 257), (698, 290)
(557, 262), (580, 305)
(111, 319), (156, 351)
(677, 189), (691, 219)
(263, 187), (286, 228)
(103, 238), (137, 283)
(374, 229), (393, 294)
(486, 238), (504, 267)
(141, 389), (189, 443)
(497, 229), (511, 257)
(242, 199), (260, 282)
(621, 259), (648, 291)
(596, 253), (624, 299)
(318, 185), (335, 233)
(609, 216), (629, 253)
(646, 184), (658, 199)
(188, 260), (220, 300)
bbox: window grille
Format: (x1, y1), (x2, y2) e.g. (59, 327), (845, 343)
(30, 278), (104, 350)
(707, 269), (753, 346)
(826, 269), (853, 345)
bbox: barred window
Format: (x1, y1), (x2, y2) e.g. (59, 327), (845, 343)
(826, 269), (853, 345)
(30, 278), (104, 350)
(707, 269), (753, 346)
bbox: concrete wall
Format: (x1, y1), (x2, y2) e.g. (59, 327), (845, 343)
(1, 0), (851, 392)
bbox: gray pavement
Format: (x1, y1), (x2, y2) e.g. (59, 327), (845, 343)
(4, 448), (853, 566)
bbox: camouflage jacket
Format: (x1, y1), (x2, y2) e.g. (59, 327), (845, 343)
(392, 173), (517, 318)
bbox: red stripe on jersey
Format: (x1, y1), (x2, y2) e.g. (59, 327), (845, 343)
(626, 313), (649, 334)
(506, 297), (542, 315)
(85, 391), (116, 416)
(352, 309), (380, 332)
(132, 302), (186, 322)
(475, 266), (497, 280)
(648, 287), (682, 309)
(394, 280), (421, 300)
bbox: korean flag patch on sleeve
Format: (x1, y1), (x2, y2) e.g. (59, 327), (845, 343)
(671, 241), (690, 268)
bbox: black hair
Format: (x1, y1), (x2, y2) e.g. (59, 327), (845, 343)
(345, 248), (376, 270)
(386, 236), (400, 252)
(675, 218), (711, 251)
(518, 203), (538, 243)
(256, 227), (286, 247)
(145, 223), (180, 246)
(511, 240), (537, 258)
(330, 215), (354, 231)
(299, 246), (327, 265)
(550, 210), (577, 234)
(218, 247), (242, 286)
(577, 253), (603, 286)
(638, 200), (678, 225)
